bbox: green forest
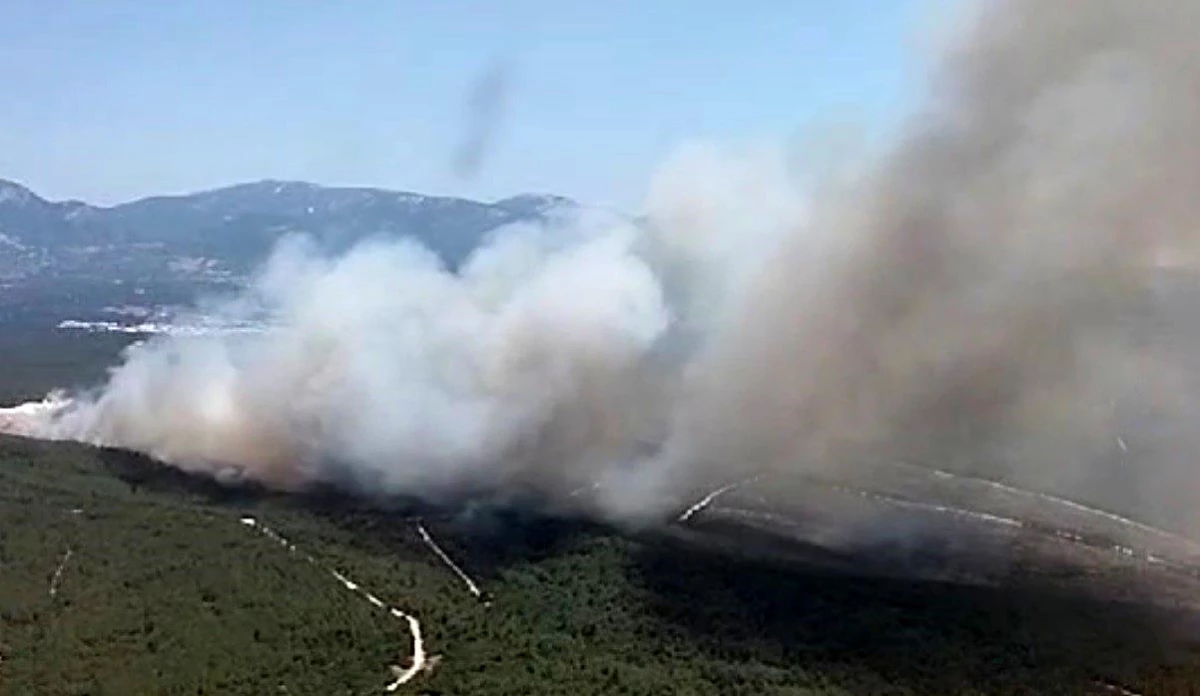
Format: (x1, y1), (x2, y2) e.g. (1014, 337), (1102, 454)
(3, 432), (1200, 695)
(2, 303), (1200, 695)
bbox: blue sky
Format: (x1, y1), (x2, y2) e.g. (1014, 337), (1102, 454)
(0, 0), (951, 209)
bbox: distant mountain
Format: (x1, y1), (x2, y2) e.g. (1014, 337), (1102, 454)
(0, 178), (584, 283)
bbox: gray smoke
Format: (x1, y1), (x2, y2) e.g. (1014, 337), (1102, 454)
(609, 0), (1200, 530)
(452, 59), (515, 180)
(9, 0), (1200, 537)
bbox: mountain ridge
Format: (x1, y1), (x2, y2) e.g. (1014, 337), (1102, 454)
(0, 177), (584, 282)
(0, 176), (573, 215)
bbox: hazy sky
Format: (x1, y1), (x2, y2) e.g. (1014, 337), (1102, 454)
(0, 1), (950, 209)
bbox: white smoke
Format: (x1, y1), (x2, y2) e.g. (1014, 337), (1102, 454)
(26, 215), (676, 497)
(6, 0), (1200, 535)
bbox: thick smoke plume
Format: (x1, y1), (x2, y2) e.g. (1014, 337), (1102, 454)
(8, 0), (1200, 537)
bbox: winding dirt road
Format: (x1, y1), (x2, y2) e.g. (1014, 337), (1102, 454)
(676, 476), (760, 522)
(893, 462), (1200, 557)
(415, 522), (485, 603)
(238, 516), (428, 691)
(669, 459), (1200, 610)
(48, 547), (72, 599)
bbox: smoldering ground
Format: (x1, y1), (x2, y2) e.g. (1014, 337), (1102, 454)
(6, 0), (1200, 576)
